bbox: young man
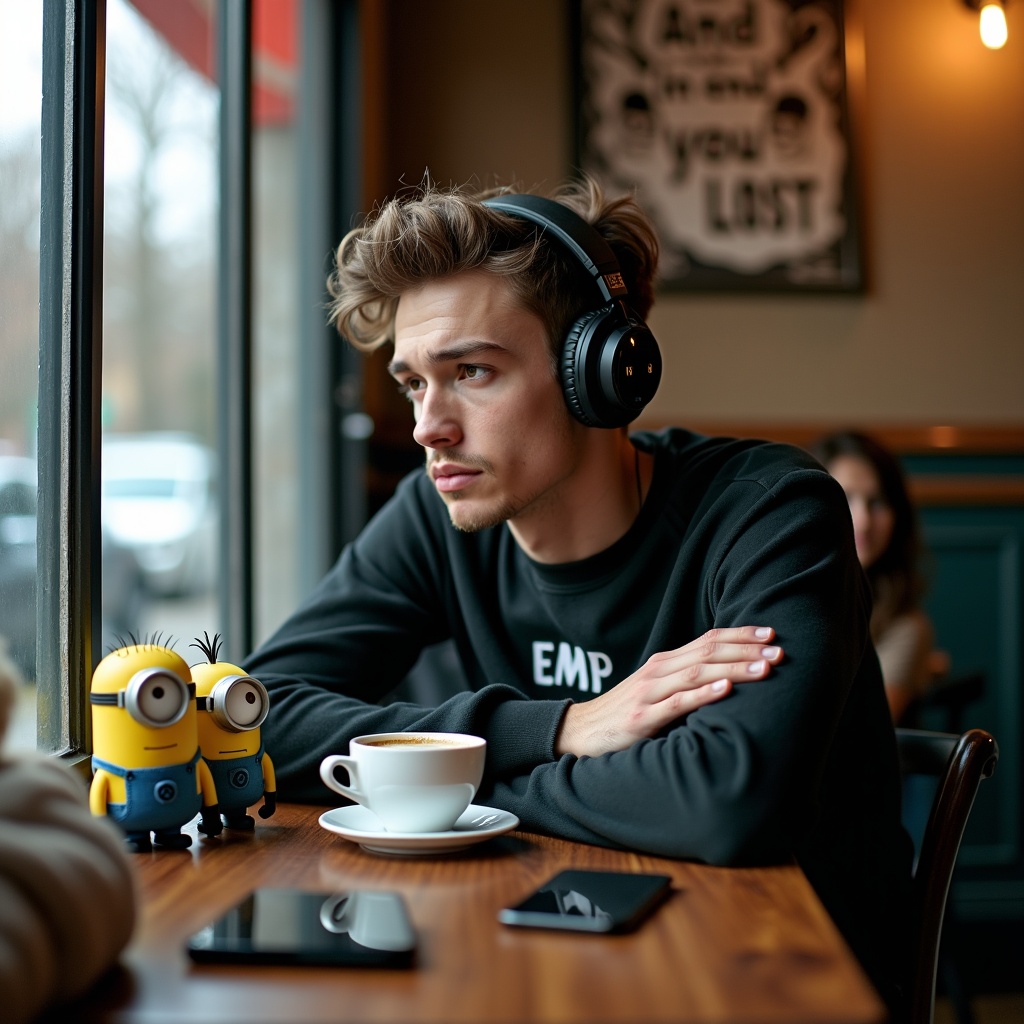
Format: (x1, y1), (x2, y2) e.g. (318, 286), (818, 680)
(244, 177), (912, 1010)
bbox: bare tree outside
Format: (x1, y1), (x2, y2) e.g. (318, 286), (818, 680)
(1, 1), (43, 747)
(100, 2), (220, 650)
(0, 130), (41, 454)
(103, 0), (217, 442)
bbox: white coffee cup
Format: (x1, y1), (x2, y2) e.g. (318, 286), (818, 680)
(318, 891), (413, 951)
(319, 732), (486, 833)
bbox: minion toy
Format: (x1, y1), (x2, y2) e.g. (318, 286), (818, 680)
(190, 632), (276, 831)
(89, 637), (223, 852)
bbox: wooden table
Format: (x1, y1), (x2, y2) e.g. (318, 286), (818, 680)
(67, 802), (887, 1024)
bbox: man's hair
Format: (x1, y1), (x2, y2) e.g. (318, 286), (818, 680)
(326, 175), (660, 358)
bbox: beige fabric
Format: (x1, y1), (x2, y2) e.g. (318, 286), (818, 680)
(875, 610), (934, 723)
(0, 660), (136, 1024)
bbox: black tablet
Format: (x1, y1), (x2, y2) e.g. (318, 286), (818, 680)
(186, 888), (416, 968)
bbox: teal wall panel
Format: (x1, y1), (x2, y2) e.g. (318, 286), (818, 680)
(920, 507), (1024, 916)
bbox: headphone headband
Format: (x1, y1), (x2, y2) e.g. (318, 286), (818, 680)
(483, 195), (628, 303)
(481, 191), (661, 429)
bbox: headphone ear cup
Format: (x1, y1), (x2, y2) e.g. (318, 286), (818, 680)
(563, 304), (660, 429)
(561, 307), (608, 428)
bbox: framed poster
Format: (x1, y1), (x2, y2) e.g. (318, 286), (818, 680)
(575, 0), (862, 291)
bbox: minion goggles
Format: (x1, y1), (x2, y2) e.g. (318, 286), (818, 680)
(89, 668), (196, 728)
(194, 675), (270, 733)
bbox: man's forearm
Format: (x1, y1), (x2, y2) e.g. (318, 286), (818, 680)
(258, 673), (568, 802)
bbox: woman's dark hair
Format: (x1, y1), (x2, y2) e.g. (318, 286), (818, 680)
(812, 430), (927, 635)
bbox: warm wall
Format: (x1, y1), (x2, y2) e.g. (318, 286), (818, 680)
(376, 0), (1024, 426)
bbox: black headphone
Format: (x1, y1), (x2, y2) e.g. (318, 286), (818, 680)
(482, 194), (662, 429)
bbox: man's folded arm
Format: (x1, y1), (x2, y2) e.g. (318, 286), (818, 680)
(481, 478), (870, 865)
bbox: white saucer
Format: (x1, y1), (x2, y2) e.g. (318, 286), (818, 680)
(318, 803), (520, 856)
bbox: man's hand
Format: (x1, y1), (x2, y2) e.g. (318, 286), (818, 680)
(554, 627), (782, 759)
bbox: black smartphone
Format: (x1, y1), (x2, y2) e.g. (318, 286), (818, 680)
(186, 888), (415, 967)
(498, 869), (672, 933)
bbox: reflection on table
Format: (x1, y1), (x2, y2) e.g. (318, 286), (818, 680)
(65, 802), (886, 1024)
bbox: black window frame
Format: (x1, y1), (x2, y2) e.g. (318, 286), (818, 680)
(37, 0), (106, 762)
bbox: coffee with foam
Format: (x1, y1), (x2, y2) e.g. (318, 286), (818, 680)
(320, 732), (486, 832)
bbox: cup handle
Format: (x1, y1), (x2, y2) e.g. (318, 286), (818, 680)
(319, 892), (355, 934)
(320, 755), (364, 804)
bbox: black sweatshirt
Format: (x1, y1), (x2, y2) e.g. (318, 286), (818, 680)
(245, 428), (913, 1008)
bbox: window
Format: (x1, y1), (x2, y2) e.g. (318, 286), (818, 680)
(101, 0), (220, 660)
(0, 0), (43, 751)
(12, 0), (362, 763)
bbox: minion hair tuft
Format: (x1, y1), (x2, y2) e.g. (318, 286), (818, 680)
(189, 631), (223, 664)
(147, 631), (177, 651)
(111, 632), (139, 655)
(109, 631), (177, 656)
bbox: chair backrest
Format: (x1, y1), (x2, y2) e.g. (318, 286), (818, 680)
(895, 727), (999, 1024)
(900, 668), (986, 734)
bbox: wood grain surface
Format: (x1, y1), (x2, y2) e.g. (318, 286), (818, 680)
(63, 802), (888, 1024)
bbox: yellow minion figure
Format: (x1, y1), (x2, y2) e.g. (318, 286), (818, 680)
(89, 635), (223, 852)
(190, 632), (276, 831)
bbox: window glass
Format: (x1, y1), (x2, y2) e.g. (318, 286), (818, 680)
(0, 0), (42, 751)
(101, 0), (219, 662)
(252, 0), (301, 645)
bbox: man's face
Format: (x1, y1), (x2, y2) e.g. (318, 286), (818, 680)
(389, 270), (584, 533)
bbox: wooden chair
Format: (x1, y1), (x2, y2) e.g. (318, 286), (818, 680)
(895, 728), (999, 1024)
(900, 653), (986, 736)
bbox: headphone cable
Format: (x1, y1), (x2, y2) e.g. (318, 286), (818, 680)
(634, 444), (643, 514)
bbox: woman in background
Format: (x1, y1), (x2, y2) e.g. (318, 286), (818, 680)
(813, 430), (934, 724)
